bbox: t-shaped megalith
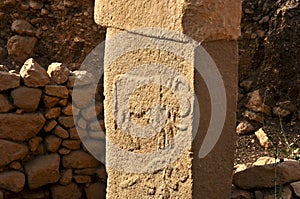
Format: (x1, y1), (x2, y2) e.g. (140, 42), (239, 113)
(94, 0), (241, 198)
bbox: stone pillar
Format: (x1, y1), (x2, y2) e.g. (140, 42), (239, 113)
(94, 0), (241, 198)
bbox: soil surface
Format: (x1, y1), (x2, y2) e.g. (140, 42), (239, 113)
(0, 0), (299, 166)
(236, 0), (300, 164)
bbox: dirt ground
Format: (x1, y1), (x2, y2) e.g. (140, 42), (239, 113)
(236, 0), (300, 164)
(0, 0), (299, 166)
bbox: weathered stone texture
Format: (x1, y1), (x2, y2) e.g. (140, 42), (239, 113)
(0, 113), (45, 141)
(25, 154), (60, 189)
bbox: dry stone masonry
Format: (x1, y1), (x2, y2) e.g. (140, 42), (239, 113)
(0, 59), (106, 199)
(232, 157), (300, 199)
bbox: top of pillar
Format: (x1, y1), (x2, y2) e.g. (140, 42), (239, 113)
(94, 0), (242, 42)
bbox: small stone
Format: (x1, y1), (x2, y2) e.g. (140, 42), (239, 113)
(255, 128), (271, 148)
(0, 71), (20, 91)
(0, 113), (45, 141)
(234, 164), (251, 173)
(273, 106), (291, 118)
(45, 85), (68, 98)
(242, 110), (264, 123)
(43, 119), (57, 132)
(60, 169), (72, 185)
(44, 135), (62, 152)
(11, 19), (35, 36)
(60, 103), (71, 114)
(236, 121), (254, 135)
(0, 65), (8, 72)
(62, 150), (100, 169)
(7, 36), (37, 64)
(11, 87), (42, 112)
(45, 107), (61, 119)
(69, 127), (80, 139)
(77, 117), (87, 129)
(67, 70), (94, 88)
(20, 58), (50, 87)
(0, 94), (14, 113)
(233, 161), (300, 189)
(58, 116), (75, 128)
(58, 98), (68, 106)
(85, 182), (106, 199)
(239, 80), (253, 92)
(9, 161), (22, 170)
(0, 139), (28, 166)
(52, 125), (69, 139)
(0, 171), (25, 192)
(51, 183), (81, 199)
(20, 2), (30, 10)
(291, 181), (300, 197)
(28, 136), (42, 152)
(73, 175), (91, 184)
(253, 156), (278, 166)
(28, 1), (43, 10)
(81, 102), (103, 121)
(41, 8), (49, 16)
(277, 100), (297, 112)
(58, 148), (71, 155)
(246, 90), (271, 115)
(244, 8), (254, 14)
(47, 62), (70, 84)
(25, 154), (60, 189)
(259, 16), (269, 24)
(43, 95), (60, 108)
(62, 140), (81, 150)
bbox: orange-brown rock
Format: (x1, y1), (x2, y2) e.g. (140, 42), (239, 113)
(61, 140), (81, 150)
(0, 71), (20, 91)
(45, 107), (61, 119)
(44, 85), (68, 98)
(58, 116), (75, 128)
(47, 62), (70, 84)
(0, 171), (25, 192)
(0, 94), (14, 112)
(20, 58), (50, 87)
(0, 139), (28, 166)
(0, 113), (45, 141)
(43, 95), (60, 108)
(62, 150), (100, 169)
(233, 161), (300, 189)
(44, 135), (62, 152)
(7, 36), (37, 64)
(52, 125), (69, 139)
(25, 154), (60, 189)
(59, 169), (72, 186)
(11, 19), (35, 36)
(11, 87), (42, 112)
